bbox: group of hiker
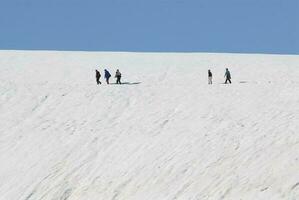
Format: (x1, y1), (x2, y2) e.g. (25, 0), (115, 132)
(95, 68), (232, 85)
(95, 69), (122, 85)
(208, 68), (232, 84)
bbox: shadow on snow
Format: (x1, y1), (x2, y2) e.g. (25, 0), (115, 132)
(110, 82), (141, 85)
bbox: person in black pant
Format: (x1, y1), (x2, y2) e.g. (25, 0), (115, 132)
(115, 69), (122, 84)
(224, 68), (232, 84)
(208, 69), (212, 84)
(95, 69), (101, 85)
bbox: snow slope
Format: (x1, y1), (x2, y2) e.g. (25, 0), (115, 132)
(0, 50), (299, 200)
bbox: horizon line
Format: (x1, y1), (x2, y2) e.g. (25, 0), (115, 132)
(0, 48), (298, 56)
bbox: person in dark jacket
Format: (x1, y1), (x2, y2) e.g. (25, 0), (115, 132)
(224, 68), (232, 84)
(115, 69), (122, 84)
(208, 69), (212, 84)
(104, 69), (111, 84)
(95, 70), (101, 85)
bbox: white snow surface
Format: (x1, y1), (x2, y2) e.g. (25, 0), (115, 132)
(0, 50), (299, 200)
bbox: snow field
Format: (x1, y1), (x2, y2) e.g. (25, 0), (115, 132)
(0, 51), (299, 200)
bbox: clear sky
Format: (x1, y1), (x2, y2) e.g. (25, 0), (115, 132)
(0, 0), (298, 54)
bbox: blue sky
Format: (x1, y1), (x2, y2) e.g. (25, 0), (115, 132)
(0, 0), (298, 54)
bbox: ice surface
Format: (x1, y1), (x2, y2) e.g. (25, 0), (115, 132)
(0, 51), (298, 200)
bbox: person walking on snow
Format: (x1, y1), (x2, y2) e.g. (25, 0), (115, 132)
(95, 69), (101, 85)
(224, 68), (232, 84)
(115, 69), (122, 84)
(104, 69), (111, 84)
(208, 69), (213, 84)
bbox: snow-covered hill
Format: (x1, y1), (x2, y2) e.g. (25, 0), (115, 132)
(0, 50), (299, 200)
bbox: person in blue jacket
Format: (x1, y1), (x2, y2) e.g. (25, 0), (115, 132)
(104, 69), (111, 84)
(224, 68), (232, 84)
